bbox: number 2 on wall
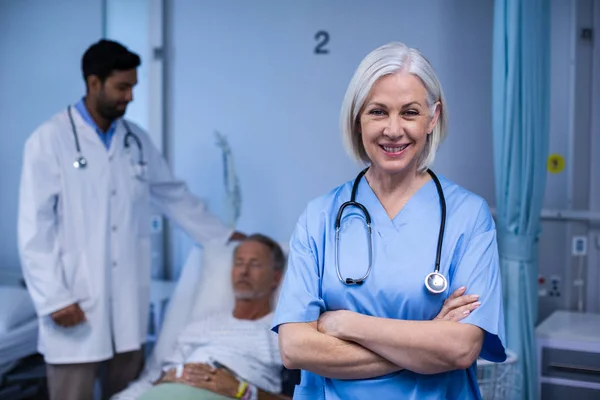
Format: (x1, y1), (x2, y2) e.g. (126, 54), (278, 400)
(314, 31), (330, 54)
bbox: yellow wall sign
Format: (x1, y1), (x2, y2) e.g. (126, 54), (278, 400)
(547, 154), (565, 174)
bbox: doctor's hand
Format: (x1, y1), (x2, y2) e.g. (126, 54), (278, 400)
(433, 286), (480, 322)
(228, 231), (247, 242)
(51, 303), (86, 327)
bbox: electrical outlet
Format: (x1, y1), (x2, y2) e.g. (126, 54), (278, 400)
(572, 236), (587, 256)
(549, 275), (561, 297)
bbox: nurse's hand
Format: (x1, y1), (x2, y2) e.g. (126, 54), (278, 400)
(434, 286), (480, 322)
(317, 287), (480, 338)
(50, 303), (86, 327)
(317, 310), (354, 339)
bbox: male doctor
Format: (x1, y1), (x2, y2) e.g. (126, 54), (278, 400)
(17, 39), (243, 400)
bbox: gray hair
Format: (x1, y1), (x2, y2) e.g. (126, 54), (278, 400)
(340, 42), (448, 172)
(236, 234), (285, 271)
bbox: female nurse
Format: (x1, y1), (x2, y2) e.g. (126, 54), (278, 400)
(272, 42), (506, 400)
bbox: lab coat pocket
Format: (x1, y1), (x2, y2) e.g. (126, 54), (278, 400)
(62, 253), (94, 310)
(130, 174), (149, 200)
(292, 385), (325, 400)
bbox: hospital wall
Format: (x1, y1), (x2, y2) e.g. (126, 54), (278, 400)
(0, 0), (598, 322)
(166, 0), (497, 275)
(164, 0), (599, 320)
(0, 0), (105, 283)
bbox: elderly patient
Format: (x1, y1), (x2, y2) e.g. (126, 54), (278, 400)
(138, 234), (288, 400)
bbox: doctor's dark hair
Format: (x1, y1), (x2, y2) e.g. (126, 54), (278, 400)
(81, 39), (141, 87)
(236, 234), (286, 272)
(340, 42), (448, 172)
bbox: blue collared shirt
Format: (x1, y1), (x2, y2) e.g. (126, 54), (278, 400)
(74, 98), (117, 150)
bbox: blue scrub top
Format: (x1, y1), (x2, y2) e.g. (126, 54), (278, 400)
(272, 173), (507, 400)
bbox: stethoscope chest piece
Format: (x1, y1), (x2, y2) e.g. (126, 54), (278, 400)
(425, 272), (448, 294)
(73, 156), (87, 169)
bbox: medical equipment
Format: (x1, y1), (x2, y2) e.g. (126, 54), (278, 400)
(66, 105), (146, 170)
(536, 311), (600, 399)
(334, 167), (448, 294)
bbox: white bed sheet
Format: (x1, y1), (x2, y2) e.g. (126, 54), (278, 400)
(0, 319), (38, 379)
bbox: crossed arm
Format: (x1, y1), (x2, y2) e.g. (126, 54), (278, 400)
(278, 287), (485, 379)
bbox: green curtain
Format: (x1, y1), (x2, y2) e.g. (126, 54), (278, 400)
(492, 0), (550, 399)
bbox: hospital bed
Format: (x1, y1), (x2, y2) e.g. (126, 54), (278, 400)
(111, 238), (299, 399)
(0, 284), (46, 399)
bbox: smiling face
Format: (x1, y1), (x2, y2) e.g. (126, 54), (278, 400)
(358, 72), (440, 177)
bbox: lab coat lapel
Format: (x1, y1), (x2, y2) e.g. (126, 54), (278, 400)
(70, 107), (124, 158)
(109, 120), (126, 158)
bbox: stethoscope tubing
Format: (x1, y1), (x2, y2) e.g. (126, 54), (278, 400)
(67, 105), (145, 168)
(335, 167), (448, 292)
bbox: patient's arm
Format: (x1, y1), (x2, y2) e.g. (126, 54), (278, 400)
(180, 363), (290, 399)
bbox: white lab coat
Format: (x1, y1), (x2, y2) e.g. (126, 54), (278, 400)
(17, 107), (232, 364)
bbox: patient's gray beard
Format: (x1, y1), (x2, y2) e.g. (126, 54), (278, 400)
(234, 290), (270, 300)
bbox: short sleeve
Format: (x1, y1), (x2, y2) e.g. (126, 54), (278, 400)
(451, 201), (507, 362)
(272, 209), (325, 333)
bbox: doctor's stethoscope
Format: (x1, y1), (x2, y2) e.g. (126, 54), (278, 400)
(335, 167), (448, 294)
(67, 106), (146, 174)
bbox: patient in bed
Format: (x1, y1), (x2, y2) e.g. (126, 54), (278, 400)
(138, 234), (288, 400)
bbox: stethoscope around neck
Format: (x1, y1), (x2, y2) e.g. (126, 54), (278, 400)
(67, 105), (145, 171)
(334, 167), (448, 294)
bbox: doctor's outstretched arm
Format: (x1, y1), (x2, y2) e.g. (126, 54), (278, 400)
(145, 140), (235, 246)
(18, 132), (78, 318)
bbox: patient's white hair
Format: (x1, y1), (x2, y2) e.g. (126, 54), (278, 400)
(340, 42), (448, 172)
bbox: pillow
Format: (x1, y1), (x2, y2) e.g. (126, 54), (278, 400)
(190, 238), (288, 322)
(0, 285), (37, 334)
